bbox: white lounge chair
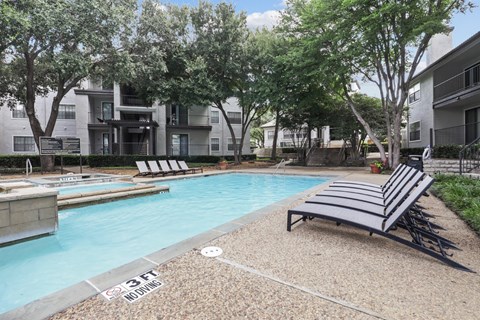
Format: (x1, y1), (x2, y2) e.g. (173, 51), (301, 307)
(178, 160), (203, 174)
(158, 160), (176, 175)
(168, 160), (187, 175)
(134, 161), (151, 177)
(147, 160), (167, 177)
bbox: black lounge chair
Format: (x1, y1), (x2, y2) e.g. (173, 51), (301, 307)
(319, 166), (420, 206)
(308, 170), (426, 217)
(331, 163), (409, 191)
(287, 176), (473, 272)
(309, 170), (446, 232)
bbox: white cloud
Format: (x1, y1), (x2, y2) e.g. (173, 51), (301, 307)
(246, 10), (281, 30)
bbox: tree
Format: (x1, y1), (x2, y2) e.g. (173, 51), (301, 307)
(283, 0), (473, 168)
(188, 1), (250, 164)
(328, 94), (386, 162)
(128, 1), (194, 107)
(0, 0), (135, 170)
(234, 29), (276, 160)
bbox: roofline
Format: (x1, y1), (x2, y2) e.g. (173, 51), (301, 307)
(412, 31), (480, 82)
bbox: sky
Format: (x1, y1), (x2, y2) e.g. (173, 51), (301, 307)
(149, 0), (480, 45)
(142, 0), (480, 96)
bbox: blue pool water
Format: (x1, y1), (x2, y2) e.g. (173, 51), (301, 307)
(54, 182), (135, 195)
(0, 173), (328, 314)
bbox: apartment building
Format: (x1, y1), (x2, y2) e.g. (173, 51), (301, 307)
(0, 79), (250, 157)
(407, 31), (480, 148)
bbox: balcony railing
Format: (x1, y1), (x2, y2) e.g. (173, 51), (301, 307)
(121, 95), (146, 107)
(167, 144), (210, 156)
(434, 121), (480, 146)
(166, 115), (211, 127)
(434, 66), (480, 102)
(88, 112), (110, 124)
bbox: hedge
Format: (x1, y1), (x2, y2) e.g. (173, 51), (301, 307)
(0, 155), (84, 168)
(401, 145), (463, 159)
(0, 154), (257, 170)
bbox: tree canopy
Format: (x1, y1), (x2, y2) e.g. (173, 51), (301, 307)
(281, 0), (473, 168)
(0, 0), (136, 169)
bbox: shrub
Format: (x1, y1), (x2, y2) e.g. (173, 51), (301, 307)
(431, 174), (480, 233)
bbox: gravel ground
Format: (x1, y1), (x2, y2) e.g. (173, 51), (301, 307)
(39, 168), (480, 319)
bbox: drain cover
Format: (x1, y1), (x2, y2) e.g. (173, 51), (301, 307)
(201, 246), (223, 257)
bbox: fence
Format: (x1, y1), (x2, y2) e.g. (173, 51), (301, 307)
(434, 121), (480, 146)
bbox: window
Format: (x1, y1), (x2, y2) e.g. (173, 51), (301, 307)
(211, 138), (220, 152)
(409, 121), (421, 142)
(267, 131), (274, 139)
(408, 83), (420, 104)
(227, 138), (241, 151)
(227, 112), (241, 124)
(102, 102), (113, 120)
(465, 63), (480, 88)
(12, 105), (27, 118)
(58, 105), (75, 119)
(211, 110), (219, 124)
(14, 136), (35, 152)
(283, 131), (294, 139)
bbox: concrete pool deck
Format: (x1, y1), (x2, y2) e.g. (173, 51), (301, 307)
(2, 167), (480, 319)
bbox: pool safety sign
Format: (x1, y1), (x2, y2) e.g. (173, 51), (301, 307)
(39, 137), (81, 155)
(101, 270), (164, 303)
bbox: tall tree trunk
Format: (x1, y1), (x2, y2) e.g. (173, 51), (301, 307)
(215, 102), (240, 164)
(24, 52), (56, 172)
(345, 98), (387, 163)
(271, 108), (280, 160)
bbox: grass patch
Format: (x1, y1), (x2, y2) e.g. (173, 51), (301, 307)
(431, 174), (480, 233)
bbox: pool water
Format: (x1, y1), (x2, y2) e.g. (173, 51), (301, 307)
(0, 173), (328, 314)
(54, 182), (136, 195)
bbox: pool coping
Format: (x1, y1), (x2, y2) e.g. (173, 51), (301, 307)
(1, 170), (340, 320)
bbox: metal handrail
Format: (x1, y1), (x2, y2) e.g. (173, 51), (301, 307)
(273, 159), (286, 175)
(26, 158), (32, 177)
(459, 136), (480, 175)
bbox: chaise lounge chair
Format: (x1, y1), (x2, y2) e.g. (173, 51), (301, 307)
(331, 163), (408, 191)
(134, 161), (151, 177)
(168, 160), (187, 175)
(178, 160), (203, 174)
(147, 160), (169, 177)
(318, 166), (420, 206)
(158, 160), (179, 175)
(287, 176), (472, 272)
(308, 170), (426, 217)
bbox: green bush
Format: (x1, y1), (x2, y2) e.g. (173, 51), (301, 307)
(400, 145), (463, 159)
(431, 174), (480, 233)
(0, 154), (257, 170)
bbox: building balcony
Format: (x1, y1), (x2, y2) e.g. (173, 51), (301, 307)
(434, 121), (480, 146)
(434, 66), (480, 107)
(166, 114), (212, 130)
(121, 95), (146, 107)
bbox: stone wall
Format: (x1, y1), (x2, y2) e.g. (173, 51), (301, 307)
(423, 159), (460, 175)
(0, 187), (58, 245)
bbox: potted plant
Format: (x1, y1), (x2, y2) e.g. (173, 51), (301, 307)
(370, 160), (383, 174)
(218, 158), (228, 170)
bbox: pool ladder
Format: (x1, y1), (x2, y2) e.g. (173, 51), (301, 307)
(273, 159), (286, 175)
(26, 158), (32, 177)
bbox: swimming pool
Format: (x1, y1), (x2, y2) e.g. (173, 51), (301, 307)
(54, 181), (136, 195)
(0, 173), (328, 314)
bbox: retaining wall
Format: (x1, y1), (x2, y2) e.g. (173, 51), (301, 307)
(0, 187), (58, 245)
